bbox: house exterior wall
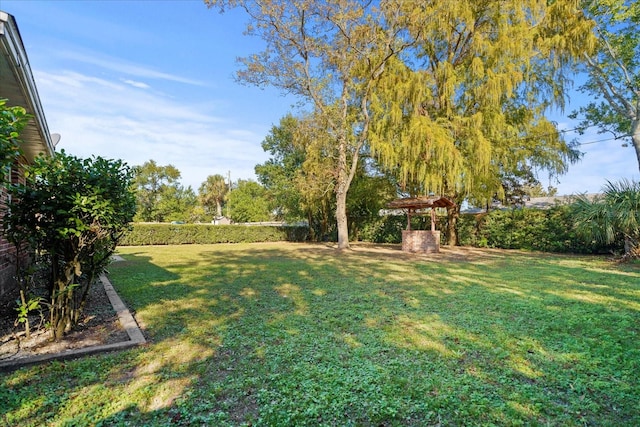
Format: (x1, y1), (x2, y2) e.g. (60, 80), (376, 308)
(1, 11), (54, 296)
(0, 163), (27, 295)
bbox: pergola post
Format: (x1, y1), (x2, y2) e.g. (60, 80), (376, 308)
(431, 208), (436, 232)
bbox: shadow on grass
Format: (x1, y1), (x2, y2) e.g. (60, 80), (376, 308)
(2, 243), (639, 426)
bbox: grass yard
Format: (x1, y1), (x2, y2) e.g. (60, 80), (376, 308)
(1, 243), (639, 426)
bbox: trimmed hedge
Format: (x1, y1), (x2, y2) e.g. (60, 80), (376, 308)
(121, 208), (623, 255)
(118, 223), (309, 246)
(360, 206), (622, 254)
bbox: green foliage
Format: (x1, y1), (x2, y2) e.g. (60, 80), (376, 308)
(0, 99), (29, 185)
(369, 1), (592, 199)
(2, 150), (136, 340)
(360, 206), (620, 254)
(255, 115), (306, 221)
(132, 160), (182, 222)
(155, 184), (198, 223)
(227, 179), (272, 223)
(347, 164), (397, 241)
(198, 174), (228, 218)
(118, 223), (309, 245)
(14, 291), (43, 339)
(210, 1), (596, 247)
(14, 294), (42, 325)
(572, 0), (640, 171)
(207, 1), (415, 249)
(572, 180), (640, 258)
(473, 207), (614, 253)
(359, 214), (404, 244)
(473, 209), (568, 251)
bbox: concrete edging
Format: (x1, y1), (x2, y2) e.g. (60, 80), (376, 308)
(0, 272), (145, 371)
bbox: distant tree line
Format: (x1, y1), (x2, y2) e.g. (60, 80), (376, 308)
(131, 113), (560, 239)
(131, 161), (272, 224)
(131, 108), (638, 259)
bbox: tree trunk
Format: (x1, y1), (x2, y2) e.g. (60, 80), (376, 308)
(631, 118), (640, 174)
(446, 204), (460, 246)
(624, 235), (631, 254)
(336, 183), (349, 249)
(49, 257), (79, 341)
(624, 235), (640, 257)
(51, 278), (72, 341)
(335, 131), (353, 250)
(216, 200), (222, 217)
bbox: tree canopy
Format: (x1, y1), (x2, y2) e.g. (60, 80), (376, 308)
(571, 0), (640, 172)
(208, 0), (597, 246)
(199, 174), (229, 218)
(133, 160), (182, 222)
(368, 0), (593, 243)
(227, 179), (271, 223)
(255, 115), (306, 222)
(206, 0), (413, 248)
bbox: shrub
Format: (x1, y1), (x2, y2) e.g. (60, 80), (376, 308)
(3, 151), (136, 340)
(572, 180), (640, 259)
(358, 206), (621, 254)
(118, 223), (309, 246)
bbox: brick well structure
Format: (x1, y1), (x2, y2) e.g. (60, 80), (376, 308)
(387, 196), (455, 254)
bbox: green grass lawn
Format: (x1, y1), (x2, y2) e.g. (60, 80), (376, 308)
(2, 243), (639, 426)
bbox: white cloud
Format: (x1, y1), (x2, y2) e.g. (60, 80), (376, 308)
(553, 126), (639, 194)
(122, 79), (150, 89)
(57, 49), (206, 86)
(35, 68), (269, 190)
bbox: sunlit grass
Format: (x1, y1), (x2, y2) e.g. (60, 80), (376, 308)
(1, 243), (638, 426)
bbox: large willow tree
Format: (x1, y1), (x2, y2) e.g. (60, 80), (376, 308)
(207, 0), (595, 247)
(368, 0), (595, 244)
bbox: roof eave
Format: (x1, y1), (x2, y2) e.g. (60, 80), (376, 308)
(0, 11), (55, 161)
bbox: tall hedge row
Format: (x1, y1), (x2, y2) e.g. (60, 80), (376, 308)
(121, 207), (623, 255)
(118, 224), (309, 246)
(360, 206), (622, 254)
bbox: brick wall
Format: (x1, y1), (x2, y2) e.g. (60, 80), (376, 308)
(0, 164), (27, 296)
(0, 191), (17, 296)
(402, 230), (441, 253)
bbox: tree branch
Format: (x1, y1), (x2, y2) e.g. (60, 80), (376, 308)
(583, 52), (636, 119)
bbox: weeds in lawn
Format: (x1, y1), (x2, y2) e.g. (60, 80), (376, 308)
(1, 243), (638, 426)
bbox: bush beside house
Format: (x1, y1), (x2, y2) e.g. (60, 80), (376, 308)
(1, 11), (57, 295)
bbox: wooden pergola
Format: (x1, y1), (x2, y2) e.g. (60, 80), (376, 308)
(387, 196), (455, 231)
(387, 196), (455, 253)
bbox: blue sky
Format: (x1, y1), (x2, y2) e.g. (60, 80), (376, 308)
(2, 0), (638, 195)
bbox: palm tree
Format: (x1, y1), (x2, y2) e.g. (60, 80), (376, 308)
(573, 179), (640, 260)
(198, 174), (228, 217)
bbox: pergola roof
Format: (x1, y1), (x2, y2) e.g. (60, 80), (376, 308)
(387, 196), (455, 210)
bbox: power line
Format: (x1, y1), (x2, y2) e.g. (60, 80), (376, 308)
(514, 124), (596, 143)
(517, 123), (631, 146)
(574, 135), (631, 146)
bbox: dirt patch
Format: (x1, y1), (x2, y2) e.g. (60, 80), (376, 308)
(347, 242), (523, 262)
(0, 280), (129, 364)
